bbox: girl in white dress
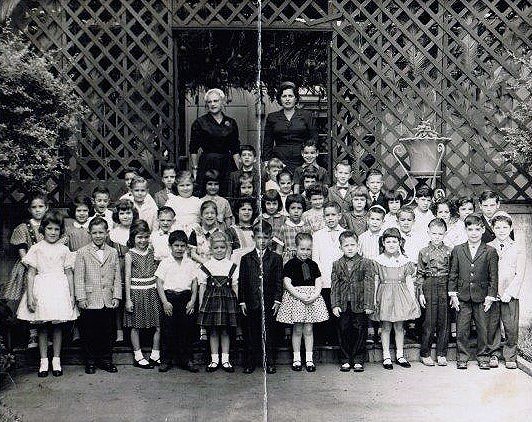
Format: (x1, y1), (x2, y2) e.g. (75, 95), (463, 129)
(17, 210), (78, 377)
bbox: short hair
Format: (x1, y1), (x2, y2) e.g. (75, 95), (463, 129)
(233, 196), (257, 223)
(39, 210), (66, 236)
(176, 170), (194, 184)
(285, 193), (307, 213)
(302, 166), (319, 180)
(130, 175), (147, 189)
(367, 205), (386, 218)
(28, 192), (49, 207)
(204, 169), (221, 183)
(464, 214), (484, 228)
(68, 195), (94, 218)
(491, 211), (513, 227)
(417, 185), (434, 199)
(323, 201), (341, 214)
(92, 186), (110, 198)
(453, 195), (475, 217)
(124, 166), (139, 176)
(350, 185), (368, 199)
(306, 183), (328, 198)
(88, 216), (109, 231)
(161, 162), (178, 175)
(240, 144), (257, 156)
(384, 190), (404, 211)
(252, 220), (273, 237)
(365, 169), (383, 183)
(200, 200), (218, 216)
(428, 217), (447, 231)
(379, 227), (405, 255)
(295, 232), (312, 246)
(431, 198), (452, 216)
(339, 230), (358, 244)
(277, 169), (293, 184)
(239, 173), (254, 185)
(262, 189), (283, 214)
(334, 160), (351, 171)
(204, 88), (226, 104)
(127, 219), (151, 248)
(112, 199), (139, 224)
(301, 140), (318, 152)
(157, 206), (176, 218)
(479, 190), (500, 204)
(266, 158), (284, 170)
(275, 81), (300, 105)
(209, 231), (229, 247)
(168, 230), (188, 245)
(397, 206), (415, 219)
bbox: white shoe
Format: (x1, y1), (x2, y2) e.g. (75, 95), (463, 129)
(437, 356), (448, 366)
(421, 356), (435, 366)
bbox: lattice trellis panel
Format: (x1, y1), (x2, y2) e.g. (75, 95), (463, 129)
(22, 0), (174, 202)
(330, 0), (532, 201)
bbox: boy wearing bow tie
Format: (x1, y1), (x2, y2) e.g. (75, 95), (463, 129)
(90, 186), (114, 230)
(365, 169), (387, 208)
(327, 161), (353, 213)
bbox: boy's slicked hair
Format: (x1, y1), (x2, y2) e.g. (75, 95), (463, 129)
(285, 193), (307, 212)
(276, 169), (293, 184)
(295, 231), (312, 246)
(323, 201), (341, 213)
(428, 217), (447, 231)
(397, 205), (416, 219)
(307, 183), (328, 198)
(240, 144), (257, 156)
(252, 220), (273, 237)
(161, 162), (178, 174)
(350, 185), (368, 199)
(335, 160), (351, 171)
(464, 213), (484, 227)
(200, 200), (218, 216)
(365, 168), (383, 183)
(339, 230), (358, 244)
(479, 190), (500, 204)
(301, 140), (318, 151)
(204, 169), (221, 183)
(168, 229), (188, 245)
(157, 206), (176, 218)
(92, 185), (110, 198)
(130, 175), (147, 189)
(89, 216), (109, 231)
(416, 185), (434, 198)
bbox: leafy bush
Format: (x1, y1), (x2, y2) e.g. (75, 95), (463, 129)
(0, 26), (85, 192)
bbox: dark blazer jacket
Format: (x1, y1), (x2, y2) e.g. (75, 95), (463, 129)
(448, 242), (498, 303)
(368, 190), (387, 208)
(238, 248), (283, 311)
(327, 186), (352, 213)
(330, 255), (374, 313)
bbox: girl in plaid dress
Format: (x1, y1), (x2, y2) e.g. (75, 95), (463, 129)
(277, 194), (311, 264)
(197, 232), (239, 373)
(124, 220), (162, 369)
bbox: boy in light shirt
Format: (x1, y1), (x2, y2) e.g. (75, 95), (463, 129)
(358, 205), (386, 259)
(150, 207), (176, 261)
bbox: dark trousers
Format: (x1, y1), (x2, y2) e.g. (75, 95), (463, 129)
(457, 300), (489, 363)
(161, 290), (195, 365)
(80, 308), (114, 365)
(486, 299), (519, 362)
(420, 277), (449, 357)
(316, 288), (337, 345)
(242, 306), (276, 367)
(337, 307), (368, 365)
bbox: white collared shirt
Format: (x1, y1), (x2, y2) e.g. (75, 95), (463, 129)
(150, 230), (171, 261)
(155, 255), (197, 292)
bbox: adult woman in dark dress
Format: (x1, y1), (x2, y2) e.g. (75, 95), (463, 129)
(190, 88), (241, 196)
(262, 81), (318, 174)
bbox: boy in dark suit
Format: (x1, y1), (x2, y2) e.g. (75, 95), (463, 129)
(448, 214), (498, 370)
(478, 190), (514, 243)
(327, 160), (353, 213)
(365, 169), (387, 208)
(238, 221), (283, 374)
(330, 231), (374, 372)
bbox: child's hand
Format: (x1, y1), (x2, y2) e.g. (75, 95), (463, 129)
(450, 296), (460, 311)
(332, 307), (342, 318)
(272, 302), (280, 316)
(483, 297), (494, 312)
(77, 299), (88, 310)
(500, 293), (512, 303)
(111, 299), (120, 309)
(27, 295), (36, 313)
(71, 295), (76, 309)
(240, 303), (247, 316)
(162, 301), (173, 316)
(419, 294), (426, 308)
(125, 299), (134, 313)
(185, 300), (195, 315)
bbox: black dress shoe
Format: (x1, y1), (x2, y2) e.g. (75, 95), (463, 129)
(206, 362), (219, 373)
(52, 369), (63, 377)
(85, 364), (96, 374)
(97, 362), (118, 373)
(221, 362), (235, 373)
(159, 362), (171, 373)
(305, 362), (316, 372)
(396, 357), (411, 368)
(133, 359), (153, 369)
(457, 361), (468, 369)
(382, 359), (393, 370)
(266, 365), (276, 374)
(148, 358), (160, 367)
(291, 362), (302, 372)
(38, 370), (49, 378)
(243, 366), (255, 374)
(184, 361), (199, 373)
(479, 361), (491, 370)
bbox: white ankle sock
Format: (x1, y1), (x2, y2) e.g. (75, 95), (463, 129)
(221, 353), (229, 364)
(29, 328), (38, 337)
(39, 358), (49, 372)
(116, 330), (124, 341)
(211, 353), (219, 364)
(52, 357), (61, 371)
(305, 351), (313, 363)
(134, 350), (144, 361)
(150, 349), (160, 360)
(293, 352), (301, 363)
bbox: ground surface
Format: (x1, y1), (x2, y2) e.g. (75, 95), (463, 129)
(1, 363), (531, 422)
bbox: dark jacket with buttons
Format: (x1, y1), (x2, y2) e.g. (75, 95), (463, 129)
(448, 242), (498, 303)
(331, 255), (374, 313)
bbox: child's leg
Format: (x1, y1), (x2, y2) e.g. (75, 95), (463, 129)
(485, 300), (502, 359)
(150, 327), (161, 362)
(52, 324), (62, 357)
(303, 323), (314, 363)
(38, 325), (48, 360)
(352, 313), (368, 366)
(131, 328), (149, 364)
(380, 321), (392, 360)
(420, 279), (436, 358)
(471, 302), (489, 364)
(435, 281), (450, 358)
(115, 310), (124, 342)
(292, 323), (303, 363)
(501, 299), (519, 363)
(220, 329), (231, 364)
(393, 321), (405, 359)
(456, 301), (472, 363)
(337, 309), (353, 365)
(209, 328), (220, 363)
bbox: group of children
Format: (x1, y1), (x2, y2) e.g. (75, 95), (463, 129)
(0, 141), (526, 377)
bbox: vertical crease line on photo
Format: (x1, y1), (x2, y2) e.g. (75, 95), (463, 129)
(256, 3), (268, 422)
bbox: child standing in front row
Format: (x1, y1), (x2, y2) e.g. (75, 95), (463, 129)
(17, 210), (79, 377)
(331, 231), (374, 372)
(373, 228), (420, 370)
(417, 218), (452, 367)
(124, 220), (162, 369)
(277, 233), (329, 372)
(197, 232), (239, 373)
(486, 211), (526, 369)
